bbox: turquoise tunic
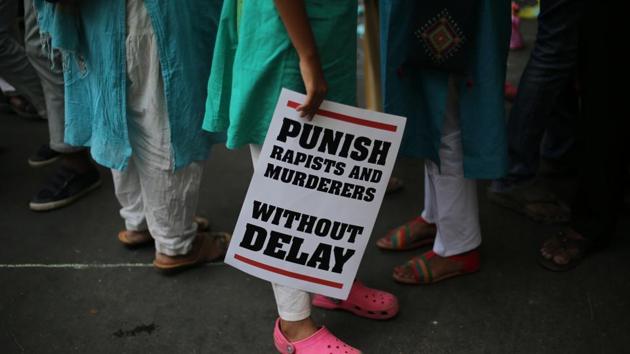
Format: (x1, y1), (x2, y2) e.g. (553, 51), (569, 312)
(380, 0), (510, 179)
(33, 0), (224, 170)
(203, 0), (357, 149)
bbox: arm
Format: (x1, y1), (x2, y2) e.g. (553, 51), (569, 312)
(274, 0), (327, 119)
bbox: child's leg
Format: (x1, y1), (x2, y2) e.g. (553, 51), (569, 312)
(249, 144), (261, 164)
(272, 283), (311, 322)
(250, 145), (312, 319)
(249, 144), (315, 338)
(430, 77), (481, 257)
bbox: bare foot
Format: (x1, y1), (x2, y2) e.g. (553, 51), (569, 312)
(118, 229), (152, 247)
(386, 177), (404, 194)
(540, 229), (586, 266)
(408, 220), (437, 239)
(280, 317), (318, 342)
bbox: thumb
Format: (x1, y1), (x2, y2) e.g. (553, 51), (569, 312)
(297, 92), (315, 119)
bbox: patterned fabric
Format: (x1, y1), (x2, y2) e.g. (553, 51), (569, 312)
(416, 10), (464, 63)
(409, 1), (478, 74)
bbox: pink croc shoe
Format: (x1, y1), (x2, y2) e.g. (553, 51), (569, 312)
(273, 318), (361, 354)
(312, 280), (399, 320)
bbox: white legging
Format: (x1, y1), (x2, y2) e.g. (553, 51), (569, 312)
(421, 77), (481, 257)
(249, 145), (312, 322)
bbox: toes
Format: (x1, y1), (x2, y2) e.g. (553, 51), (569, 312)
(541, 239), (562, 255)
(376, 238), (390, 247)
(393, 265), (414, 281)
(540, 246), (554, 259)
(552, 252), (571, 266)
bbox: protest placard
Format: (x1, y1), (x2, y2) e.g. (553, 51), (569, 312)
(224, 88), (406, 299)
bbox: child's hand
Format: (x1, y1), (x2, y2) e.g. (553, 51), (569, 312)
(274, 0), (327, 120)
(297, 55), (328, 121)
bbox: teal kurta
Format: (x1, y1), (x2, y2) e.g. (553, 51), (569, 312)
(33, 0), (224, 170)
(380, 0), (510, 179)
(203, 0), (357, 149)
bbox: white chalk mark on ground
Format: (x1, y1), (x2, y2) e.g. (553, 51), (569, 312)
(0, 263), (224, 269)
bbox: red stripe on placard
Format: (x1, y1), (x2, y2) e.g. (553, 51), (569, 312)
(234, 253), (344, 289)
(287, 100), (397, 132)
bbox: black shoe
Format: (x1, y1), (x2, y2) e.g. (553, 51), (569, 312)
(28, 144), (62, 167)
(29, 166), (101, 211)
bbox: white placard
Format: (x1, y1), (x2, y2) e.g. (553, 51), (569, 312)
(225, 88), (406, 299)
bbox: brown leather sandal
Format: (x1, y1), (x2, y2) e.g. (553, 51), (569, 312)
(118, 216), (211, 248)
(153, 231), (231, 274)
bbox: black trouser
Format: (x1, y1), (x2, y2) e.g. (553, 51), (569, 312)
(506, 0), (583, 183)
(570, 2), (625, 247)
